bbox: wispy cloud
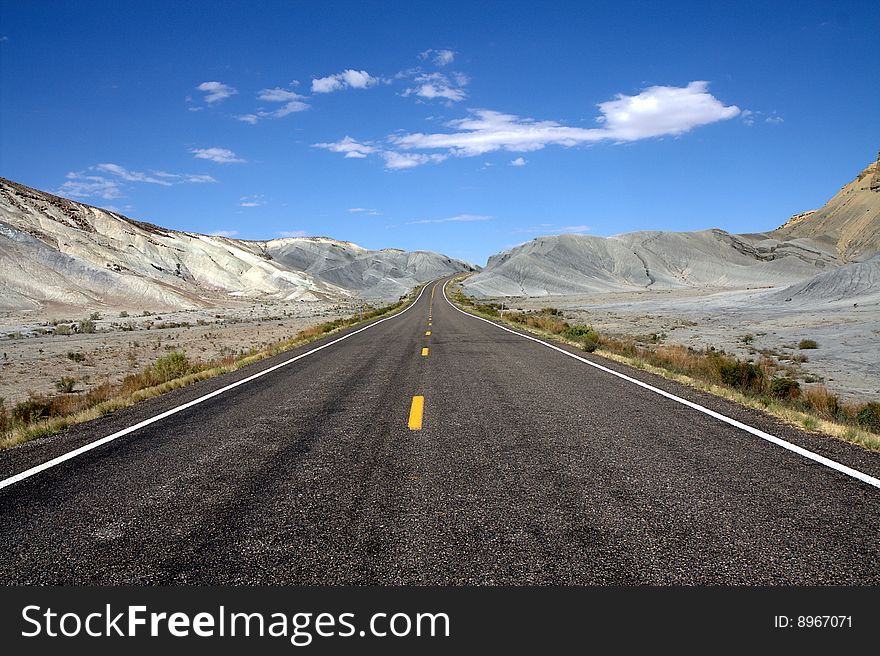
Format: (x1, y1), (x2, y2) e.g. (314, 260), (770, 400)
(277, 230), (307, 238)
(209, 230), (239, 237)
(510, 157), (527, 166)
(237, 86), (310, 123)
(380, 151), (447, 170)
(406, 214), (491, 225)
(58, 163), (216, 200)
(195, 81), (237, 104)
(322, 81), (740, 169)
(191, 147), (245, 163)
(403, 71), (468, 102)
(313, 136), (376, 159)
(58, 174), (124, 200)
(311, 69), (378, 94)
(348, 207), (381, 215)
(239, 195), (265, 207)
(419, 48), (456, 66)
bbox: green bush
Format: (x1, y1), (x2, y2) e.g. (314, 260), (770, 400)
(12, 397), (52, 424)
(55, 377), (77, 393)
(153, 351), (190, 383)
(54, 324), (72, 336)
(771, 377), (801, 400)
(581, 338), (599, 353)
(77, 319), (97, 334)
(857, 403), (880, 433)
(798, 339), (818, 349)
(715, 359), (765, 391)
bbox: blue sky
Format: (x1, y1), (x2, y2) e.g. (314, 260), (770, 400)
(1, 0), (878, 265)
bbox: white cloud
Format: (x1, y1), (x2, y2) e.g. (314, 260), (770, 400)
(348, 207), (381, 215)
(313, 136), (377, 159)
(95, 163), (173, 185)
(594, 81), (740, 140)
(277, 230), (307, 238)
(765, 114), (784, 124)
(257, 87), (301, 102)
(191, 147), (245, 164)
(311, 69), (378, 94)
(406, 214), (491, 225)
(419, 48), (456, 66)
(196, 81), (237, 104)
(209, 230), (239, 237)
(391, 82), (738, 158)
(380, 151), (447, 170)
(510, 157), (527, 166)
(403, 71), (468, 102)
(239, 195), (265, 207)
(238, 87), (310, 123)
(321, 82), (739, 170)
(57, 174), (124, 200)
(58, 163), (216, 200)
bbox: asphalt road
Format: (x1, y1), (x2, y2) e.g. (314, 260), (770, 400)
(1, 279), (879, 584)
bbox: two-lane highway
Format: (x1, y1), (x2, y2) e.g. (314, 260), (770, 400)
(0, 278), (878, 584)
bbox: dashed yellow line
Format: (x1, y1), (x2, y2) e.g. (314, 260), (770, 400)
(421, 347), (429, 356)
(425, 330), (431, 336)
(408, 395), (424, 430)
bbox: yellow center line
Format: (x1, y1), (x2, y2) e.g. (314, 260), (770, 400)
(408, 395), (424, 430)
(425, 330), (431, 336)
(421, 347), (429, 356)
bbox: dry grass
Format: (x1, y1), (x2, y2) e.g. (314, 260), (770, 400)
(0, 294), (413, 451)
(448, 280), (880, 452)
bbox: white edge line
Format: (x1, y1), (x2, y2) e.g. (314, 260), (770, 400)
(0, 283), (431, 492)
(443, 280), (880, 490)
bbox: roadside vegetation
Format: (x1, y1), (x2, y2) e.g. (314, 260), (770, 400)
(0, 295), (412, 451)
(450, 282), (880, 451)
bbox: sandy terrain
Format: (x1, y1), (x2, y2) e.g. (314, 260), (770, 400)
(0, 299), (362, 406)
(501, 287), (880, 403)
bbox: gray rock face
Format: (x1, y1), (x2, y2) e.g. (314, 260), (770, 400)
(0, 177), (474, 311)
(769, 255), (880, 305)
(466, 152), (879, 299)
(264, 239), (476, 300)
(465, 229), (840, 297)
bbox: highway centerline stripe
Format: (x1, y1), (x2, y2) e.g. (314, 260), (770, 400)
(422, 348), (429, 356)
(408, 396), (425, 430)
(442, 280), (880, 491)
(425, 331), (431, 336)
(0, 282), (435, 492)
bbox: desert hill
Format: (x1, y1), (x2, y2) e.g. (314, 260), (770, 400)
(465, 151), (879, 299)
(0, 178), (474, 312)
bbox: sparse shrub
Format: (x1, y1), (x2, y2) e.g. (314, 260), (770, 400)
(801, 386), (840, 420)
(66, 351), (86, 363)
(152, 351), (189, 383)
(77, 319), (96, 334)
(740, 333), (754, 344)
(54, 324), (72, 336)
(119, 311), (129, 318)
(857, 403), (880, 433)
(0, 398), (7, 433)
(55, 377), (77, 393)
(798, 339), (818, 349)
(564, 324), (600, 351)
(770, 377), (801, 400)
(715, 358), (765, 392)
(12, 396), (52, 424)
(89, 312), (102, 321)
